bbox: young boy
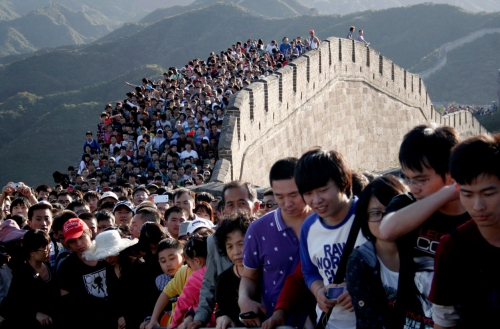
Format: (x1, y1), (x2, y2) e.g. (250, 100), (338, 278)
(145, 239), (192, 329)
(379, 125), (470, 327)
(57, 218), (113, 329)
(296, 149), (366, 329)
(429, 134), (500, 328)
(165, 206), (188, 239)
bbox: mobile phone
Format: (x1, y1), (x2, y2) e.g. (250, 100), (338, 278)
(9, 183), (20, 190)
(327, 286), (346, 301)
(239, 311), (259, 320)
(153, 195), (169, 203)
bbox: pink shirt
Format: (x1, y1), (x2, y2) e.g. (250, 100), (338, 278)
(170, 266), (207, 328)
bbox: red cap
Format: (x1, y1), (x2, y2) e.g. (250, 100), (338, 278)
(63, 218), (89, 244)
(187, 131), (195, 137)
(310, 30), (315, 34)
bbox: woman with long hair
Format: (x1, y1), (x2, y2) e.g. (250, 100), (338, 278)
(346, 175), (418, 328)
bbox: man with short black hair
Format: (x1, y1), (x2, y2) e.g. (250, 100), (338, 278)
(239, 158), (313, 327)
(379, 125), (469, 326)
(292, 149), (364, 329)
(429, 133), (500, 328)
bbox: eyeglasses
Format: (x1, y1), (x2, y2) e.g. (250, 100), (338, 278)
(37, 246), (50, 253)
(367, 211), (385, 222)
(400, 173), (438, 189)
(260, 202), (278, 209)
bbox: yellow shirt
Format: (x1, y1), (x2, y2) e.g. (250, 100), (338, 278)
(163, 265), (193, 326)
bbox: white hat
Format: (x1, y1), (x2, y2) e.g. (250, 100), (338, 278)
(83, 230), (138, 261)
(187, 218), (214, 235)
(100, 191), (118, 201)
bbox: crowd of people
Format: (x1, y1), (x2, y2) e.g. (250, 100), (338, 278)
(63, 30), (323, 195)
(1, 31), (498, 329)
(442, 103), (498, 116)
(1, 123), (499, 329)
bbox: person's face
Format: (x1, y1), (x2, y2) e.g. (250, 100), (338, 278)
(400, 166), (450, 201)
(97, 219), (113, 235)
(12, 203), (28, 216)
(459, 174), (500, 229)
(105, 255), (120, 266)
(133, 191), (149, 206)
(174, 193), (194, 218)
(86, 134), (92, 141)
(38, 191), (49, 201)
(32, 244), (50, 263)
(158, 248), (184, 277)
(114, 207), (133, 226)
(271, 178), (308, 216)
(87, 197), (98, 212)
(29, 209), (53, 232)
(223, 186), (258, 215)
(178, 167), (185, 175)
(57, 195), (72, 208)
(262, 194), (279, 213)
(366, 196), (387, 240)
(302, 180), (347, 221)
(83, 219), (97, 240)
(130, 215), (145, 239)
(82, 170), (89, 178)
(81, 183), (89, 192)
(48, 195), (57, 203)
(129, 176), (136, 184)
(225, 230), (244, 266)
(67, 232), (92, 255)
(157, 202), (168, 215)
(166, 212), (186, 238)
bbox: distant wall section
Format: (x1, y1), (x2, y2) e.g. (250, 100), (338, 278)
(217, 37), (486, 187)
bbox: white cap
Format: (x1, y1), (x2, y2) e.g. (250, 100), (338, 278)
(187, 218), (214, 235)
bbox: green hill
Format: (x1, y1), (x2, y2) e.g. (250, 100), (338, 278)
(140, 0), (316, 23)
(423, 33), (500, 104)
(299, 0), (500, 15)
(0, 4), (112, 57)
(0, 2), (499, 185)
(0, 65), (165, 185)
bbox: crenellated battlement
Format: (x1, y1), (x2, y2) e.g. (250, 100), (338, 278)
(215, 36), (487, 187)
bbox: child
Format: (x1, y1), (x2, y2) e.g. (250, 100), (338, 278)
(213, 212), (253, 329)
(169, 235), (212, 329)
(145, 238), (190, 329)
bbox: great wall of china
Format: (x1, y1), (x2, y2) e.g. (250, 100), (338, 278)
(196, 36), (487, 194)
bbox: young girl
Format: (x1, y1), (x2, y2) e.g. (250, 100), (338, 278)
(213, 212), (253, 329)
(145, 238), (191, 329)
(169, 235), (212, 329)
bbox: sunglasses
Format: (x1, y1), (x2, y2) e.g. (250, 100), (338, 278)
(260, 202), (278, 209)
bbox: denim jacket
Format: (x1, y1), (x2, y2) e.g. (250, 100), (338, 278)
(346, 241), (408, 329)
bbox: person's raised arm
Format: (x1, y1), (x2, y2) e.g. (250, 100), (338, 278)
(378, 185), (459, 241)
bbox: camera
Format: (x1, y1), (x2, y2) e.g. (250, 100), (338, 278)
(9, 183), (21, 191)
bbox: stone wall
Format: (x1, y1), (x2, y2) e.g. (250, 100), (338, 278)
(213, 37), (486, 188)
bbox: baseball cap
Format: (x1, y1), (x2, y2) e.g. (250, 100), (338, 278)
(187, 218), (214, 235)
(112, 201), (134, 213)
(63, 218), (89, 244)
(100, 191), (118, 201)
